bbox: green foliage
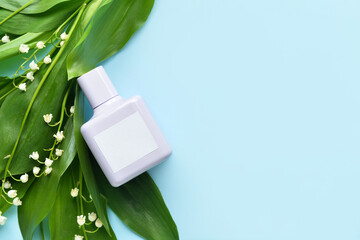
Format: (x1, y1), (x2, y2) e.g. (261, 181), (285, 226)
(0, 0), (178, 239)
(0, 1), (82, 35)
(0, 0), (84, 14)
(67, 0), (155, 79)
(18, 117), (76, 239)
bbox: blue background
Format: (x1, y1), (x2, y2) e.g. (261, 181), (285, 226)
(2, 0), (360, 239)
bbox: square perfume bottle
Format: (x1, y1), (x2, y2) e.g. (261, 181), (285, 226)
(77, 66), (172, 187)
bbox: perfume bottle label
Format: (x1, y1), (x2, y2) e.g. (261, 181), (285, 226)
(94, 111), (159, 173)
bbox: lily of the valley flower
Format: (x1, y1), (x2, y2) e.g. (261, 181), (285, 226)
(43, 113), (53, 123)
(55, 149), (63, 157)
(44, 167), (52, 175)
(19, 83), (26, 92)
(53, 131), (65, 142)
(33, 166), (41, 175)
(60, 41), (64, 47)
(3, 181), (11, 189)
(77, 215), (86, 226)
(13, 197), (22, 206)
(7, 190), (17, 198)
(70, 106), (75, 114)
(0, 211), (7, 225)
(29, 60), (39, 71)
(45, 158), (53, 167)
(20, 173), (28, 183)
(74, 235), (84, 240)
(88, 212), (97, 222)
(95, 218), (103, 228)
(71, 188), (79, 198)
(29, 151), (39, 160)
(60, 32), (68, 40)
(1, 35), (10, 43)
(44, 55), (52, 64)
(19, 44), (29, 53)
(36, 41), (45, 49)
(26, 71), (34, 81)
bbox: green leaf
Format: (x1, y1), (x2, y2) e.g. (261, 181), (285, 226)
(0, 0), (83, 14)
(49, 162), (82, 240)
(0, 9), (86, 177)
(0, 63), (70, 177)
(0, 31), (52, 61)
(67, 0), (154, 79)
(73, 85), (112, 235)
(18, 117), (76, 240)
(50, 161), (117, 240)
(0, 1), (82, 35)
(95, 165), (179, 240)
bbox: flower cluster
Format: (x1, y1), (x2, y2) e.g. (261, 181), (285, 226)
(9, 31), (69, 93)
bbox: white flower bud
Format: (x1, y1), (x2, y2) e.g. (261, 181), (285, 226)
(19, 83), (26, 92)
(19, 44), (29, 53)
(13, 197), (22, 206)
(60, 32), (68, 40)
(70, 106), (75, 114)
(45, 158), (53, 167)
(44, 55), (52, 64)
(55, 149), (63, 157)
(20, 173), (28, 183)
(0, 213), (7, 225)
(1, 35), (10, 43)
(88, 212), (97, 222)
(53, 131), (65, 142)
(43, 113), (53, 124)
(36, 41), (45, 49)
(33, 166), (41, 175)
(77, 215), (86, 226)
(29, 60), (39, 71)
(29, 151), (39, 160)
(95, 218), (103, 228)
(7, 190), (17, 198)
(26, 71), (34, 81)
(44, 167), (52, 175)
(70, 188), (79, 198)
(74, 235), (84, 240)
(3, 181), (11, 189)
(60, 41), (64, 47)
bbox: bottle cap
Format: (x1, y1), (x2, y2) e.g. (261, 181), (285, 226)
(77, 66), (119, 109)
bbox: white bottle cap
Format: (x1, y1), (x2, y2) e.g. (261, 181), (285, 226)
(77, 66), (119, 109)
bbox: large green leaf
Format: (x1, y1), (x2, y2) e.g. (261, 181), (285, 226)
(50, 161), (117, 240)
(0, 8), (86, 177)
(18, 117), (76, 240)
(73, 85), (112, 235)
(0, 0), (83, 14)
(0, 62), (69, 177)
(0, 1), (82, 35)
(67, 0), (154, 79)
(0, 31), (52, 61)
(95, 165), (179, 240)
(49, 162), (82, 240)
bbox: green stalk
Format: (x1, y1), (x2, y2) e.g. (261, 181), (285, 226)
(0, 0), (35, 26)
(79, 169), (89, 240)
(0, 3), (87, 199)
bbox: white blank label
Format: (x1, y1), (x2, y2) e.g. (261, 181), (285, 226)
(94, 111), (159, 173)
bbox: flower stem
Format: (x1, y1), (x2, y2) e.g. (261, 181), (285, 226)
(0, 0), (36, 26)
(79, 168), (89, 240)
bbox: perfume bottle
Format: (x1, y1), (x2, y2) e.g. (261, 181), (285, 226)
(77, 66), (172, 187)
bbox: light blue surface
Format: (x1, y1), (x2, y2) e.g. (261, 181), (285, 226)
(2, 0), (360, 239)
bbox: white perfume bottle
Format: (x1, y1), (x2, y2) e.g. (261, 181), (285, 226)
(77, 66), (172, 187)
